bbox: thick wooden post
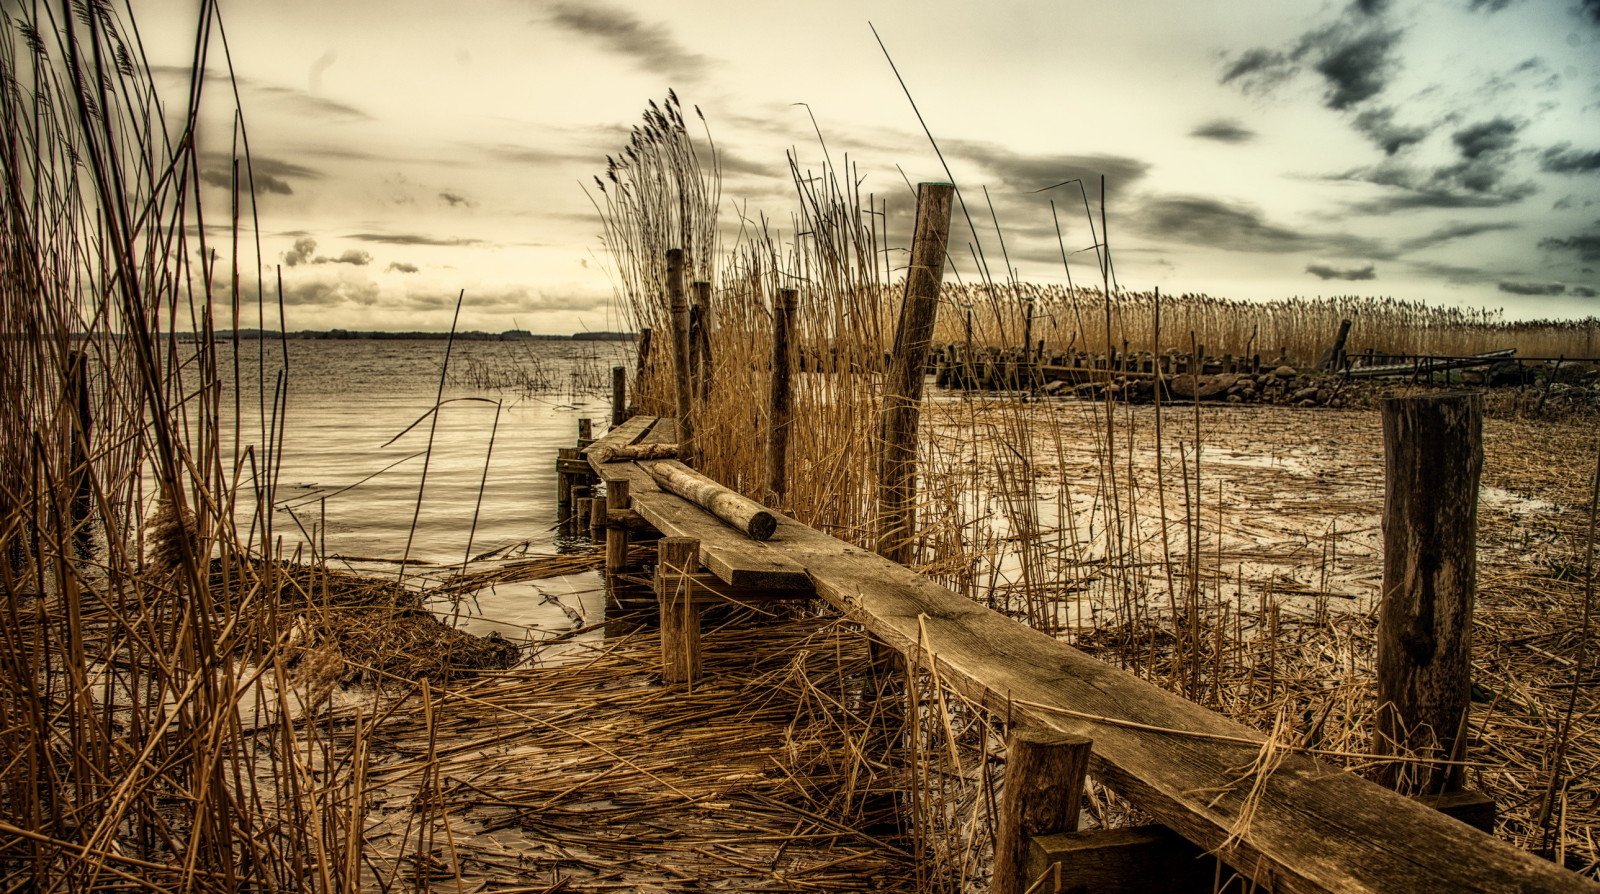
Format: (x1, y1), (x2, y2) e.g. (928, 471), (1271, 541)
(588, 492), (607, 541)
(605, 479), (632, 573)
(656, 537), (702, 684)
(993, 729), (1092, 894)
(667, 250), (694, 465)
(767, 288), (798, 502)
(556, 446), (578, 528)
(1375, 392), (1482, 793)
(875, 182), (955, 564)
(611, 365), (627, 428)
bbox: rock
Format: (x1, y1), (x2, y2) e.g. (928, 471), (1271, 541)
(1297, 398), (1318, 408)
(1226, 394), (1243, 403)
(1274, 365), (1297, 378)
(1460, 370), (1486, 385)
(1291, 387), (1319, 403)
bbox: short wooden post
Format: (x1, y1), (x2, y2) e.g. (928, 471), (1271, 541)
(574, 496), (594, 538)
(656, 537), (702, 684)
(556, 446), (578, 527)
(875, 181), (955, 565)
(667, 250), (694, 464)
(588, 492), (607, 541)
(611, 365), (627, 428)
(570, 486), (592, 538)
(993, 729), (1093, 894)
(577, 417), (592, 445)
(767, 287), (798, 502)
(692, 280), (713, 408)
(605, 479), (632, 573)
(1375, 392), (1482, 793)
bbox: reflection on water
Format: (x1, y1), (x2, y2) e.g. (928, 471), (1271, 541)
(202, 337), (630, 642)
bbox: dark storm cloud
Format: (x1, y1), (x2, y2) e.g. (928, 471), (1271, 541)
(1452, 117), (1521, 159)
(941, 139), (1150, 196)
(1351, 107), (1429, 155)
(347, 233), (485, 247)
(1539, 229), (1600, 263)
(1301, 24), (1404, 110)
(1574, 286), (1599, 298)
(1307, 261), (1378, 280)
(1352, 0), (1392, 14)
(543, 1), (708, 81)
(1190, 119), (1256, 144)
(1399, 221), (1518, 252)
(1468, 0), (1520, 10)
(387, 262), (420, 274)
(1582, 0), (1599, 24)
(1498, 281), (1567, 295)
(1540, 144), (1600, 174)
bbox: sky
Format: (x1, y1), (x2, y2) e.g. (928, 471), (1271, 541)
(133, 0), (1600, 333)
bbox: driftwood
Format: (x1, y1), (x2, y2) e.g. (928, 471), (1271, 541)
(645, 460), (778, 541)
(590, 443), (678, 464)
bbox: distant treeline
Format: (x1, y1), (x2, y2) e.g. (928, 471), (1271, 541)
(173, 329), (636, 342)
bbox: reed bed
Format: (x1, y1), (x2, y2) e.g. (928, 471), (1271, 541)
(594, 95), (1600, 886)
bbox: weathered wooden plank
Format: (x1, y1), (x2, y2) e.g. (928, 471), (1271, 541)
(629, 490), (811, 591)
(1027, 825), (1215, 893)
(760, 513), (1593, 894)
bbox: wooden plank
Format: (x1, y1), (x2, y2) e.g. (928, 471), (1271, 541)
(1027, 825), (1215, 893)
(759, 513), (1594, 894)
(630, 490), (811, 590)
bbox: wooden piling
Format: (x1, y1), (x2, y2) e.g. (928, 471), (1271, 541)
(588, 492), (607, 541)
(556, 446), (578, 526)
(875, 181), (955, 565)
(667, 250), (694, 464)
(606, 479), (632, 573)
(577, 417), (592, 445)
(611, 365), (627, 428)
(767, 287), (797, 502)
(656, 537), (702, 683)
(1375, 391), (1482, 793)
(993, 729), (1092, 894)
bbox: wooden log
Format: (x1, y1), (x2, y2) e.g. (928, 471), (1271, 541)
(655, 537), (702, 683)
(667, 249), (694, 465)
(590, 443), (678, 463)
(1027, 825), (1215, 894)
(646, 460), (777, 541)
(875, 181), (955, 565)
(993, 730), (1092, 894)
(611, 365), (627, 428)
(606, 480), (632, 573)
(1375, 391), (1482, 793)
(767, 287), (797, 501)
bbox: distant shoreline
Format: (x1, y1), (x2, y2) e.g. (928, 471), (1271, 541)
(168, 329), (636, 342)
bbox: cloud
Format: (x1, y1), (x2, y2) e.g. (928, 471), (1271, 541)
(1584, 0), (1600, 25)
(1452, 117), (1521, 159)
(1219, 48), (1295, 93)
(320, 249), (372, 266)
(387, 262), (420, 274)
(439, 191), (475, 208)
(1573, 286), (1598, 298)
(1353, 0), (1393, 13)
(543, 1), (707, 81)
(280, 276), (382, 307)
(1498, 281), (1566, 295)
(1351, 107), (1429, 155)
(941, 139), (1151, 195)
(1540, 144), (1600, 175)
(1190, 119), (1256, 144)
(1399, 221), (1518, 251)
(1135, 196), (1312, 253)
(1307, 261), (1377, 280)
(1300, 24), (1404, 110)
(1539, 230), (1600, 263)
(283, 237), (317, 267)
(255, 85), (371, 121)
(347, 232), (485, 246)
(1468, 0), (1520, 10)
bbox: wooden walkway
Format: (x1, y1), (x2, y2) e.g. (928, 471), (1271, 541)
(574, 415), (1595, 894)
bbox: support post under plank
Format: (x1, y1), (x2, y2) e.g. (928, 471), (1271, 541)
(606, 479), (632, 573)
(656, 537), (702, 684)
(1375, 391), (1482, 793)
(993, 729), (1092, 894)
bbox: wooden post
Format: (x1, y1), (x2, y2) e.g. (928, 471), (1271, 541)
(692, 280), (713, 408)
(767, 287), (797, 502)
(632, 327), (652, 415)
(569, 486), (592, 538)
(667, 250), (694, 464)
(556, 446), (578, 527)
(875, 181), (955, 565)
(656, 537), (702, 684)
(611, 365), (627, 428)
(606, 479), (632, 573)
(1375, 392), (1482, 793)
(993, 729), (1093, 894)
(1321, 318), (1353, 372)
(588, 492), (607, 541)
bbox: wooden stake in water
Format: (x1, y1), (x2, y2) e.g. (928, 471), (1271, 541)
(667, 249), (694, 464)
(1375, 391), (1482, 793)
(767, 288), (797, 502)
(875, 182), (954, 565)
(611, 365), (627, 428)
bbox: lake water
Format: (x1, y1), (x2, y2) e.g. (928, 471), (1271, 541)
(213, 337), (632, 641)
